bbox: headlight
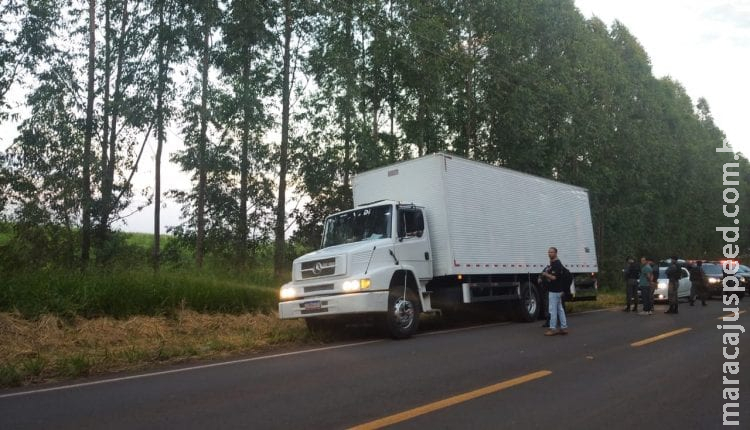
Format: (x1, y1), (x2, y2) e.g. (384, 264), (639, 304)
(280, 286), (297, 300)
(658, 281), (668, 289)
(343, 278), (371, 292)
(708, 277), (720, 284)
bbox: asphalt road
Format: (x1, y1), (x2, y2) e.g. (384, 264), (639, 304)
(2, 299), (749, 430)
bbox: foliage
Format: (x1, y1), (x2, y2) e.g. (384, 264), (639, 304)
(0, 0), (748, 281)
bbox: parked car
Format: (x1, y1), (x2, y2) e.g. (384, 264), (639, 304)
(653, 266), (691, 302)
(728, 263), (748, 299)
(702, 261), (728, 297)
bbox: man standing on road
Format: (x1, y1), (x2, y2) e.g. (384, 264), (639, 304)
(623, 256), (640, 312)
(665, 257), (681, 314)
(689, 260), (707, 306)
(638, 257), (654, 315)
(541, 247), (568, 336)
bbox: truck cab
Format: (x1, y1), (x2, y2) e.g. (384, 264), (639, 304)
(278, 200), (435, 338)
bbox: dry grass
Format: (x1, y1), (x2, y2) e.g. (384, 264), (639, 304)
(0, 310), (310, 387)
(0, 293), (620, 388)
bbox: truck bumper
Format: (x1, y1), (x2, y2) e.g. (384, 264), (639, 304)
(278, 291), (389, 319)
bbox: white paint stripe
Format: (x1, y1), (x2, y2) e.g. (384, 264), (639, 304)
(0, 340), (384, 400)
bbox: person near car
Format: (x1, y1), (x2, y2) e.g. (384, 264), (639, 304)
(689, 260), (707, 306)
(623, 256), (640, 312)
(648, 258), (659, 294)
(541, 247), (568, 336)
(538, 268), (551, 328)
(665, 257), (681, 314)
(638, 257), (654, 315)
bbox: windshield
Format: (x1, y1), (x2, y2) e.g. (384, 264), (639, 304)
(702, 263), (723, 276)
(322, 205), (392, 248)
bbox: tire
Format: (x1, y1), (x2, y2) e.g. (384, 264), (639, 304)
(386, 287), (420, 339)
(515, 282), (540, 322)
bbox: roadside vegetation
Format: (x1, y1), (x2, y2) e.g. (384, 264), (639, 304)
(0, 229), (623, 388)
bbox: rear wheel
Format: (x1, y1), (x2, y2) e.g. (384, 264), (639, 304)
(386, 287), (420, 339)
(515, 282), (540, 322)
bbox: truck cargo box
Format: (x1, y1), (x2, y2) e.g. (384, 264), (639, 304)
(352, 153), (597, 277)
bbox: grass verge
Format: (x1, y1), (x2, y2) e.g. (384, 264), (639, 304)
(0, 291), (623, 388)
(0, 310), (314, 388)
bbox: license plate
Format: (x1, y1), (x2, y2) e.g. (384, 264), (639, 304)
(303, 300), (322, 311)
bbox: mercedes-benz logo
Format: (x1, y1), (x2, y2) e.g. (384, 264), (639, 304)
(312, 261), (324, 275)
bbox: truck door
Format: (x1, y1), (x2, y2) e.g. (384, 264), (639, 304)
(396, 207), (433, 280)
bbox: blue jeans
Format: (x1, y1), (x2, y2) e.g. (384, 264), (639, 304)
(548, 292), (567, 329)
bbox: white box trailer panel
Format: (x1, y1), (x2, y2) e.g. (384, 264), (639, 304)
(352, 153), (597, 277)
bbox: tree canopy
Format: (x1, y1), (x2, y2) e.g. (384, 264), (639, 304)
(1, 0), (747, 275)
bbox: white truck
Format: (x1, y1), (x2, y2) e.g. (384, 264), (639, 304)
(279, 153), (598, 338)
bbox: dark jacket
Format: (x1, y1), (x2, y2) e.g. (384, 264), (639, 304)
(689, 266), (704, 282)
(545, 259), (565, 293)
(666, 263), (681, 282)
(625, 261), (640, 280)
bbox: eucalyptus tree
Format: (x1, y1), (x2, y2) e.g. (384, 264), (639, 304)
(173, 0), (221, 268)
(149, 0), (186, 270)
(219, 0), (277, 266)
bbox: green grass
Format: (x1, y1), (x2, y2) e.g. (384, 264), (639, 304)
(0, 268), (280, 319)
(124, 232), (173, 249)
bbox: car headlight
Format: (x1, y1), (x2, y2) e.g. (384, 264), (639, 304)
(343, 278), (371, 292)
(280, 286), (297, 300)
(708, 277), (720, 284)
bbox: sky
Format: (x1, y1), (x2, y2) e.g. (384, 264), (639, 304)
(2, 1), (748, 234)
(574, 0), (750, 158)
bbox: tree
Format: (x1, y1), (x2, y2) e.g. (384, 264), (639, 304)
(81, 0), (96, 267)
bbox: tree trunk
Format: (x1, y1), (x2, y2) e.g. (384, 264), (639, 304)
(274, 0), (292, 277)
(196, 17), (210, 268)
(342, 0), (353, 188)
(238, 54), (250, 267)
(99, 0), (129, 242)
(81, 0), (96, 268)
(153, 0), (167, 272)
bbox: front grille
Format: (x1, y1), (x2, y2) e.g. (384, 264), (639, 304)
(301, 258), (336, 279)
(304, 284), (335, 293)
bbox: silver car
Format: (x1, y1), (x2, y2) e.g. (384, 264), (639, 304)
(653, 266), (691, 302)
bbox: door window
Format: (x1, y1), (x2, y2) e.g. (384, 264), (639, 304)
(398, 209), (424, 238)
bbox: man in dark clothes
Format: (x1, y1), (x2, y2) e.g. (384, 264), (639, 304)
(623, 256), (640, 312)
(665, 257), (681, 314)
(541, 247), (568, 336)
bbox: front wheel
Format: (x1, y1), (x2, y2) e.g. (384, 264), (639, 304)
(386, 288), (420, 339)
(515, 282), (540, 322)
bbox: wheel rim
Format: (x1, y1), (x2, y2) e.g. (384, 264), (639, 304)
(524, 288), (537, 316)
(392, 297), (415, 329)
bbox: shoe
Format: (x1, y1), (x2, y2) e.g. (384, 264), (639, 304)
(702, 302), (707, 306)
(544, 329), (558, 336)
(632, 308), (638, 313)
(623, 307), (631, 312)
(541, 322), (550, 328)
(559, 329), (568, 335)
(647, 311), (653, 315)
(690, 302), (694, 306)
(638, 311), (648, 315)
